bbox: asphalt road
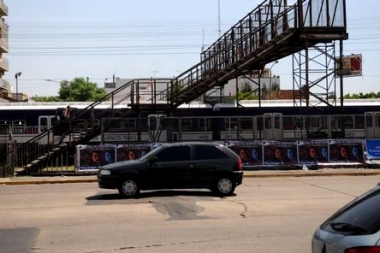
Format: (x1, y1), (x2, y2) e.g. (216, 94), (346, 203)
(1, 175), (380, 253)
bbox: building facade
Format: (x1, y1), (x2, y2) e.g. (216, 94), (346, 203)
(0, 1), (9, 101)
(104, 69), (281, 103)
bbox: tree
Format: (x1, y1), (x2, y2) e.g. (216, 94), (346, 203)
(31, 77), (107, 102)
(239, 81), (258, 100)
(58, 77), (106, 101)
(344, 92), (380, 99)
(31, 96), (60, 102)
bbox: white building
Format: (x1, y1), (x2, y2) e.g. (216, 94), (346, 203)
(104, 69), (280, 103)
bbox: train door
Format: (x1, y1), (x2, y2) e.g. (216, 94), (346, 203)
(238, 117), (256, 139)
(147, 114), (167, 142)
(263, 113), (283, 140)
(36, 115), (57, 144)
(365, 112), (380, 138)
(38, 116), (57, 134)
(222, 117), (239, 140)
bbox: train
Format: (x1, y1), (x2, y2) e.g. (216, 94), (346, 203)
(1, 99), (380, 144)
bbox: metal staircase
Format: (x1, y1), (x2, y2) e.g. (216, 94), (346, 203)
(131, 0), (347, 112)
(15, 80), (136, 175)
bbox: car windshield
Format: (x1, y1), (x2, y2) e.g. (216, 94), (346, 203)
(321, 186), (380, 235)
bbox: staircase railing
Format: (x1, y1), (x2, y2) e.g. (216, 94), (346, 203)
(12, 80), (136, 174)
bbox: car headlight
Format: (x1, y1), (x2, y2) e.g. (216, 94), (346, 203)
(99, 169), (111, 176)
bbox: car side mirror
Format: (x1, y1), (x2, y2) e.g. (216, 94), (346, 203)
(149, 156), (159, 164)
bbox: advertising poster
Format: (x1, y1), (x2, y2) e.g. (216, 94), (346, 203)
(77, 145), (116, 171)
(116, 143), (153, 162)
(298, 140), (329, 165)
(227, 141), (263, 166)
(365, 139), (380, 160)
(328, 139), (364, 163)
(263, 141), (297, 166)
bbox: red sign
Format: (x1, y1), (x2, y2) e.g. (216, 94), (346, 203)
(336, 54), (362, 77)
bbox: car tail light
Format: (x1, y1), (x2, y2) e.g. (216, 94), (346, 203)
(345, 247), (380, 253)
(237, 157), (243, 171)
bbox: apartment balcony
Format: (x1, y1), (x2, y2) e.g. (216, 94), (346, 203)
(0, 1), (8, 16)
(0, 36), (8, 52)
(0, 56), (8, 71)
(0, 18), (9, 33)
(0, 78), (10, 90)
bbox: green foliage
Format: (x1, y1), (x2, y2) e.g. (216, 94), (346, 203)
(238, 82), (257, 100)
(59, 77), (106, 101)
(31, 96), (60, 102)
(344, 92), (380, 99)
(33, 77), (107, 102)
(225, 81), (258, 102)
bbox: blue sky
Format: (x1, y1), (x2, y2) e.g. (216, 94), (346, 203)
(3, 0), (380, 97)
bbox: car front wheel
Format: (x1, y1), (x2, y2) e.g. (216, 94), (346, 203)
(214, 177), (235, 196)
(118, 179), (140, 198)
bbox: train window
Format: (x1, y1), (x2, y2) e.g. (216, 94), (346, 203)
(225, 117), (238, 130)
(39, 118), (48, 127)
(330, 116), (354, 130)
(293, 117), (304, 129)
(0, 120), (10, 126)
(198, 118), (210, 131)
(274, 115), (281, 129)
(377, 114), (380, 128)
(281, 116), (294, 130)
(12, 120), (26, 126)
(181, 118), (192, 131)
(148, 115), (166, 131)
(256, 116), (263, 131)
(124, 119), (136, 131)
(330, 117), (340, 130)
(366, 114), (373, 128)
(107, 118), (123, 132)
(159, 116), (167, 130)
(309, 117), (319, 128)
(88, 119), (100, 128)
(308, 116), (327, 129)
(343, 116), (354, 129)
(167, 118), (179, 131)
(265, 115), (271, 129)
(239, 118), (253, 130)
(149, 116), (157, 131)
(355, 115), (365, 129)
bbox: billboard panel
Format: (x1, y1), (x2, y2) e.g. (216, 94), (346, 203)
(227, 141), (263, 166)
(336, 54), (362, 77)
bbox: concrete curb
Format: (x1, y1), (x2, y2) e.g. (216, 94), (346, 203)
(0, 178), (97, 186)
(1, 169), (380, 185)
(244, 171), (380, 178)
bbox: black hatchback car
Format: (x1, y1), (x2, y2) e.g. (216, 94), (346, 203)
(97, 142), (243, 198)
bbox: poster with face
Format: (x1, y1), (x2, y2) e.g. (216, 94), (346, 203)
(298, 140), (329, 165)
(77, 145), (116, 171)
(227, 141), (263, 166)
(263, 141), (298, 166)
(116, 143), (153, 162)
(329, 139), (364, 163)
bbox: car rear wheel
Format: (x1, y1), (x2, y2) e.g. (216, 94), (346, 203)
(214, 177), (235, 196)
(118, 179), (140, 198)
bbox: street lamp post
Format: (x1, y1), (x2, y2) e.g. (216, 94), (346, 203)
(45, 79), (71, 100)
(15, 72), (22, 99)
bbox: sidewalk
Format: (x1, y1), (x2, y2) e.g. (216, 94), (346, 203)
(1, 168), (380, 186)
